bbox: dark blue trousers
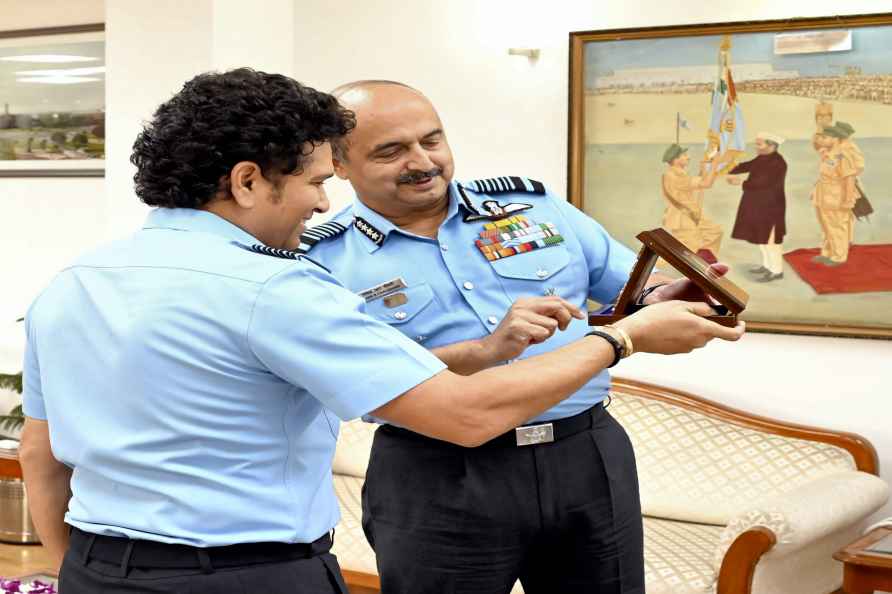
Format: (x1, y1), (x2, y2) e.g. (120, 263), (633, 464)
(363, 406), (645, 594)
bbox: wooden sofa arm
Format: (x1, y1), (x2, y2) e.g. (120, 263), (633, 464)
(612, 377), (879, 475)
(717, 527), (776, 594)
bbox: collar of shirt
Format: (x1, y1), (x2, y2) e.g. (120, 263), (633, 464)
(350, 182), (477, 253)
(142, 207), (261, 247)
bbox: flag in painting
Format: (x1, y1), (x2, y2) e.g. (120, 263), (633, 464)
(706, 35), (746, 174)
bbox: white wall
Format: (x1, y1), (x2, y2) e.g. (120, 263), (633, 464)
(293, 0), (892, 520)
(0, 0), (106, 388)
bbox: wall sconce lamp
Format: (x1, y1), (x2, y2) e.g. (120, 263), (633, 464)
(508, 48), (541, 61)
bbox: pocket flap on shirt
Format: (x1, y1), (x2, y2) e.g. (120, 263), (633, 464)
(363, 283), (435, 324)
(489, 246), (571, 281)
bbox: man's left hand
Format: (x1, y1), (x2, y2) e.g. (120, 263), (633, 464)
(643, 264), (729, 304)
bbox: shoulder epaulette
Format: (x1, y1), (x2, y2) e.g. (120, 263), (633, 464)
(295, 220), (348, 254)
(461, 176), (546, 195)
(248, 244), (300, 260)
(243, 243), (332, 273)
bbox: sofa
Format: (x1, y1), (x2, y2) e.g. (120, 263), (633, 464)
(330, 378), (889, 594)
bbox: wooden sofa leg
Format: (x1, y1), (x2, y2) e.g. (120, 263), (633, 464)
(342, 569), (381, 594)
(716, 527), (777, 594)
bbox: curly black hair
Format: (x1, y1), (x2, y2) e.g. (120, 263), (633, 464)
(131, 68), (355, 208)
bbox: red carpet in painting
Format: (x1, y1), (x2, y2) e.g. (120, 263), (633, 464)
(784, 244), (892, 294)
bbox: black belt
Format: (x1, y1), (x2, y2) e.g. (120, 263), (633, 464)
(381, 401), (605, 448)
(485, 401), (605, 447)
(69, 526), (332, 571)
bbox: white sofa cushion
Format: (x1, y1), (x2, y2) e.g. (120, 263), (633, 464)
(643, 517), (723, 594)
(332, 474), (377, 575)
(332, 419), (377, 479)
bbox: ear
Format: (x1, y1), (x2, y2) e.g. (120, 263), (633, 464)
(332, 154), (349, 180)
(229, 161), (263, 208)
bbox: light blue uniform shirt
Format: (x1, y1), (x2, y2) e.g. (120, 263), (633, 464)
(22, 208), (446, 546)
(308, 178), (636, 423)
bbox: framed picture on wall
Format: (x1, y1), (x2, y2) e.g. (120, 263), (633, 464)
(569, 13), (892, 339)
(0, 24), (105, 177)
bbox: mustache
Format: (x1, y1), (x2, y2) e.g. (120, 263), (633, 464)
(397, 167), (443, 185)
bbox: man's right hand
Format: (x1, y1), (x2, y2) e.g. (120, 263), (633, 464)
(481, 296), (585, 362)
(613, 300), (744, 355)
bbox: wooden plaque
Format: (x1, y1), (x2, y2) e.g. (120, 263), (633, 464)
(589, 228), (749, 327)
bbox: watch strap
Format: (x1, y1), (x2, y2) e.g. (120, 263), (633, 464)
(586, 330), (623, 368)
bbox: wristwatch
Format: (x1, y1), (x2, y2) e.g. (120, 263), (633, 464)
(586, 325), (634, 367)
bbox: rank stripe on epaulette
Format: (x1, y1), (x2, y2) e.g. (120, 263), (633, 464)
(527, 178), (545, 194)
(246, 243), (332, 272)
(249, 244), (300, 260)
(302, 221), (347, 240)
(466, 176), (545, 195)
(456, 184), (478, 213)
(295, 221), (348, 253)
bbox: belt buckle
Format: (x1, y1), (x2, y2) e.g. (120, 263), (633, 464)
(514, 423), (554, 446)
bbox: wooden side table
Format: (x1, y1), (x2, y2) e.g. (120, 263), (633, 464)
(833, 526), (892, 594)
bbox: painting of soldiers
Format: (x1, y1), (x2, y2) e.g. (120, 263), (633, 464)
(571, 17), (892, 336)
(811, 101), (834, 151)
(660, 144), (723, 263)
(812, 125), (857, 265)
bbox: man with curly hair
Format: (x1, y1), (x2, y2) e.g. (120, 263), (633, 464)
(18, 69), (741, 594)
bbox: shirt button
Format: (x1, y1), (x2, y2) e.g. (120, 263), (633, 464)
(463, 281), (475, 290)
(536, 269), (549, 278)
(487, 316), (498, 325)
(440, 244), (449, 252)
(394, 311), (408, 320)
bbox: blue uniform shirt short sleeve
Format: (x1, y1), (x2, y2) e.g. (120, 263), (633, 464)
(22, 313), (46, 420)
(20, 207), (448, 546)
(549, 190), (637, 304)
(247, 264), (447, 421)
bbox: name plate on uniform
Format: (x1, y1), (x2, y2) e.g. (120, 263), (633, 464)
(589, 228), (749, 328)
(358, 277), (407, 302)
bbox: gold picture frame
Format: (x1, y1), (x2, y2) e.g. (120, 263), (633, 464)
(569, 13), (892, 339)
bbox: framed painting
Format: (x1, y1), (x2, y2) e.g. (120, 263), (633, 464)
(569, 13), (892, 338)
(0, 24), (104, 177)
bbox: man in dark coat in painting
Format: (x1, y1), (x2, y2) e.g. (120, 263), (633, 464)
(727, 132), (788, 282)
